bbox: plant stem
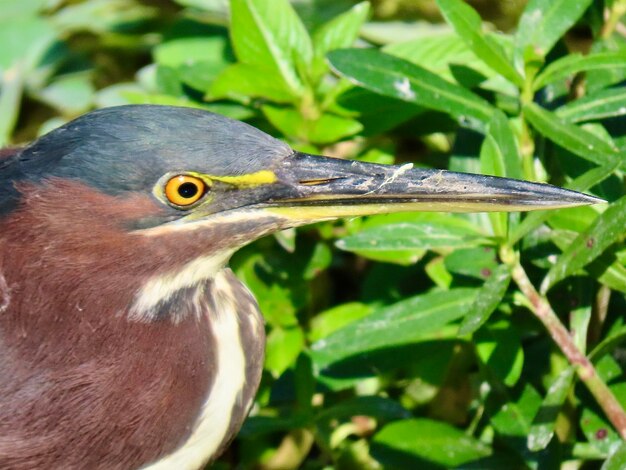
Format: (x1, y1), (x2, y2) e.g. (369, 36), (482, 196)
(519, 77), (537, 181)
(601, 0), (626, 39)
(503, 249), (626, 440)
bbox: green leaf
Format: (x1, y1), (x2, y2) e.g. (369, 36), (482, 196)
(587, 40), (626, 93)
(308, 302), (374, 343)
(0, 15), (55, 72)
(580, 382), (626, 454)
(479, 135), (508, 237)
(154, 36), (229, 68)
(52, 0), (156, 34)
(557, 87), (626, 123)
(0, 64), (25, 146)
(602, 442), (626, 470)
(550, 230), (626, 294)
(534, 51), (626, 91)
(262, 104), (362, 143)
(230, 0), (312, 96)
(515, 0), (594, 59)
(339, 212), (482, 266)
(487, 111), (523, 180)
(264, 326), (305, 377)
(458, 264), (511, 335)
(384, 31), (499, 85)
(445, 246), (500, 280)
(208, 63), (296, 103)
(311, 1), (369, 81)
(436, 0), (523, 86)
(528, 367), (575, 451)
(328, 48), (495, 133)
(336, 222), (490, 253)
(36, 73), (95, 115)
(153, 36), (231, 92)
(0, 13), (56, 145)
(0, 0), (48, 19)
(542, 195), (626, 292)
(489, 383), (542, 436)
(475, 320), (524, 386)
(589, 325), (626, 362)
(425, 257), (453, 289)
(523, 102), (622, 169)
(316, 396), (410, 424)
(372, 419), (492, 468)
(311, 288), (477, 369)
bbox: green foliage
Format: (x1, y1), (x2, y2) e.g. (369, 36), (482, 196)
(4, 0), (626, 467)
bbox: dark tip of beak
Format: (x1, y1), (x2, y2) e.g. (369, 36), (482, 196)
(273, 152), (604, 212)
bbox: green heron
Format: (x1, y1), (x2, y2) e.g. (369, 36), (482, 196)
(0, 105), (600, 469)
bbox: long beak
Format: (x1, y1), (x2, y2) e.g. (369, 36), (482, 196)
(264, 153), (603, 221)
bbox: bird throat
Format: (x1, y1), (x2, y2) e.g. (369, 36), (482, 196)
(128, 251), (234, 323)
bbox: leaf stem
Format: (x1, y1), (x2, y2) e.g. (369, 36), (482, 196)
(502, 247), (626, 440)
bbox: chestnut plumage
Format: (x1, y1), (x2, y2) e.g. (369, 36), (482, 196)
(0, 105), (602, 469)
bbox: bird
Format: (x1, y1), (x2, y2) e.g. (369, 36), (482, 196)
(0, 105), (601, 469)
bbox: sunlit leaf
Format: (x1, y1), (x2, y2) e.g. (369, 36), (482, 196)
(445, 246), (500, 280)
(523, 102), (622, 169)
(230, 0), (312, 96)
(542, 195), (626, 292)
(311, 289), (477, 369)
(308, 302), (374, 343)
(580, 382), (626, 454)
(515, 0), (594, 59)
(534, 52), (626, 91)
(262, 104), (362, 143)
(551, 230), (626, 294)
(602, 442), (626, 470)
(489, 383), (542, 436)
(384, 32), (497, 84)
(486, 110), (523, 180)
(479, 135), (507, 237)
(436, 0), (523, 86)
(209, 63), (296, 103)
(311, 1), (369, 80)
(328, 48), (495, 133)
(337, 222), (490, 252)
(528, 367), (575, 451)
(475, 320), (524, 386)
(557, 87), (626, 123)
(265, 326), (305, 377)
(372, 419), (492, 468)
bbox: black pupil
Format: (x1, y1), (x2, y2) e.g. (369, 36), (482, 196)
(178, 182), (199, 199)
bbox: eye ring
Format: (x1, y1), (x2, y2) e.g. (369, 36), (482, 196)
(164, 175), (207, 207)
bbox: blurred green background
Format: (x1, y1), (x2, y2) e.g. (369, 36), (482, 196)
(3, 0), (626, 468)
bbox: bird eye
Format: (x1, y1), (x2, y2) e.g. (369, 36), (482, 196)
(164, 175), (206, 207)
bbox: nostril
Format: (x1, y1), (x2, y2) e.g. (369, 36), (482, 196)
(299, 177), (346, 186)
